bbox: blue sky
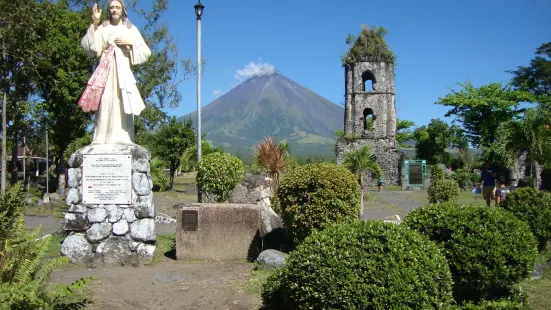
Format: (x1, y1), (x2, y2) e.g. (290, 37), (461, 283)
(150, 0), (550, 128)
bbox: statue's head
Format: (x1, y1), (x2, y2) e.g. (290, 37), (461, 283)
(105, 0), (132, 28)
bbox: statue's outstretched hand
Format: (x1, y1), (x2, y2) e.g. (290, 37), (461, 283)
(92, 3), (102, 25)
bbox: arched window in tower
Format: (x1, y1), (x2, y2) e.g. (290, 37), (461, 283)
(363, 108), (376, 131)
(361, 70), (376, 93)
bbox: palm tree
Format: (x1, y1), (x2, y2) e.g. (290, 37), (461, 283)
(343, 145), (383, 217)
(252, 136), (289, 194)
(495, 108), (551, 188)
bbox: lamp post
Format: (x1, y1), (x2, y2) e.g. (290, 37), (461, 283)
(194, 0), (204, 202)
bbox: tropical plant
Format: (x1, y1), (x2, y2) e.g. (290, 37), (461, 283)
(343, 145), (382, 214)
(252, 136), (289, 194)
(0, 184), (90, 308)
(495, 108), (551, 188)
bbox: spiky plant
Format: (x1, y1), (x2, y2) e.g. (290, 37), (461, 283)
(0, 184), (91, 309)
(252, 136), (289, 194)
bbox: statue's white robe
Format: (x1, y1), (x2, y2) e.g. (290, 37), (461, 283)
(81, 23), (151, 144)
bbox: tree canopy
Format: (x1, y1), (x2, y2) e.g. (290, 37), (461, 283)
(435, 81), (535, 149)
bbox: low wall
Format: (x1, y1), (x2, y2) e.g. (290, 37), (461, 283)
(176, 204), (261, 261)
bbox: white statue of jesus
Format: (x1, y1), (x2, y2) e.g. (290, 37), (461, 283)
(79, 0), (151, 144)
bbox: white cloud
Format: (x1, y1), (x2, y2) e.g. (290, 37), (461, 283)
(234, 61), (276, 81)
(212, 89), (222, 97)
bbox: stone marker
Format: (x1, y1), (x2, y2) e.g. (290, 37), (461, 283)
(176, 204), (261, 261)
(61, 144), (156, 266)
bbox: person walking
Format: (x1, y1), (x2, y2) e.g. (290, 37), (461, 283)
(481, 161), (497, 207)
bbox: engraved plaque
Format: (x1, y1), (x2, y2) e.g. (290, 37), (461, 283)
(409, 163), (423, 185)
(82, 154), (132, 204)
(182, 210), (199, 231)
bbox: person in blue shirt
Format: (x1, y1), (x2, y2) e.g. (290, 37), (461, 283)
(481, 161), (497, 207)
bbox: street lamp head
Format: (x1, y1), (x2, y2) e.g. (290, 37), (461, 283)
(194, 1), (204, 19)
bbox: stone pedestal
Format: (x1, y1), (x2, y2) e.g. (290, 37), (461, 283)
(60, 144), (156, 266)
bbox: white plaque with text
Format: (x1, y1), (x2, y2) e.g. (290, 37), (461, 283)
(82, 155), (132, 204)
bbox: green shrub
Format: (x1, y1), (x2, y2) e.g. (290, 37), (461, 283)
(430, 165), (445, 181)
(196, 152), (245, 202)
(471, 172), (481, 184)
(452, 168), (472, 190)
(275, 162), (360, 244)
(428, 178), (460, 203)
(150, 158), (169, 192)
(501, 187), (551, 251)
(0, 185), (90, 308)
(262, 221), (454, 309)
(403, 202), (538, 303)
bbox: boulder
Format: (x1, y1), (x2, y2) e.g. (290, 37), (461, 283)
(64, 213), (89, 231)
(130, 218), (156, 242)
(102, 236), (137, 266)
(61, 234), (93, 264)
(86, 222), (112, 243)
(256, 249), (288, 269)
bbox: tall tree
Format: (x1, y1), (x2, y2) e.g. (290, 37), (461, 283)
(435, 81), (534, 149)
(0, 0), (42, 189)
(34, 1), (94, 192)
(508, 42), (551, 99)
(413, 119), (454, 165)
(151, 117), (195, 190)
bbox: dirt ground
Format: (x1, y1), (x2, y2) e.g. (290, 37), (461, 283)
(51, 260), (260, 310)
(29, 183), (449, 310)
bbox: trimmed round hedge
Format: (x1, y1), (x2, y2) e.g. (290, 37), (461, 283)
(262, 220), (454, 309)
(196, 152), (244, 202)
(403, 202), (538, 303)
(501, 187), (551, 251)
(275, 162), (360, 244)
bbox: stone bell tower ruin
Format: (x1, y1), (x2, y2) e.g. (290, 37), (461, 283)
(336, 25), (401, 185)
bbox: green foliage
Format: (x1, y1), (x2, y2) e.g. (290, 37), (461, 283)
(508, 42), (551, 100)
(452, 168), (472, 190)
(150, 158), (169, 192)
(428, 178), (460, 203)
(495, 108), (551, 188)
(404, 202), (538, 303)
(64, 132), (92, 160)
(150, 117), (195, 190)
(471, 172), (482, 184)
(35, 2), (96, 169)
(341, 25), (396, 66)
(428, 166), (460, 203)
(180, 139), (224, 172)
(500, 187), (551, 251)
(413, 119), (462, 165)
(262, 221), (454, 309)
(0, 184), (90, 308)
(275, 162), (360, 244)
(343, 145), (383, 185)
(196, 152), (245, 202)
(396, 118), (416, 147)
(435, 81), (536, 149)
